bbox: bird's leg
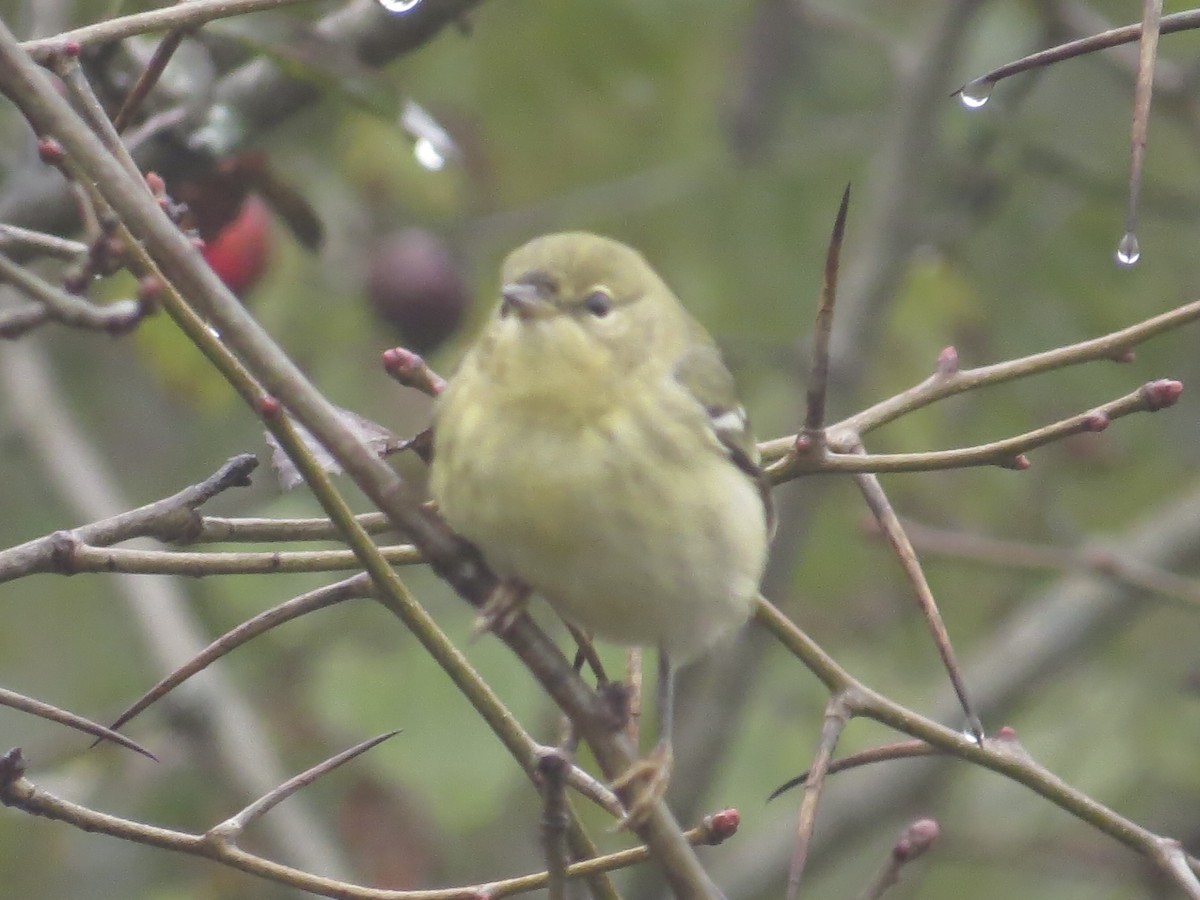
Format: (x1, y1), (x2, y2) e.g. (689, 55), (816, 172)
(612, 648), (675, 828)
(471, 577), (532, 638)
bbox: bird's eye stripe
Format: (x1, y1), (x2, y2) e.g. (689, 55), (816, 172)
(518, 270), (558, 295)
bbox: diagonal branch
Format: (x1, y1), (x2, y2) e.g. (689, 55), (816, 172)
(0, 687), (155, 759)
(210, 732), (401, 840)
(853, 469), (982, 741)
(105, 575), (371, 735)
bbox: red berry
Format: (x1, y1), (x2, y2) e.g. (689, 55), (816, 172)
(366, 229), (468, 354)
(202, 195), (272, 297)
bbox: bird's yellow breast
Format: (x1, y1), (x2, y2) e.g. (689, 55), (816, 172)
(430, 322), (766, 660)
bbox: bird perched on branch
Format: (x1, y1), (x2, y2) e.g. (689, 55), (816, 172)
(429, 232), (773, 822)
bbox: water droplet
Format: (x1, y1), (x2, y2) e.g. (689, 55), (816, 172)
(413, 137), (445, 171)
(959, 79), (993, 109)
(378, 0), (422, 12)
(1115, 231), (1141, 266)
(400, 100), (458, 171)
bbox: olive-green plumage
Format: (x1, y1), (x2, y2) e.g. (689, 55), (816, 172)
(429, 232), (770, 663)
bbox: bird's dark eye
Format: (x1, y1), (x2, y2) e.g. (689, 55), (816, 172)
(583, 289), (613, 317)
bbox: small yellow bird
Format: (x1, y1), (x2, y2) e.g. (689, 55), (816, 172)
(429, 232), (772, 816)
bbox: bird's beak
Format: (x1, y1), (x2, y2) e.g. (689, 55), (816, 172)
(500, 282), (547, 320)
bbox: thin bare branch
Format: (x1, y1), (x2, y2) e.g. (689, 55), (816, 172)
(537, 749), (571, 900)
(894, 519), (1200, 611)
(767, 739), (935, 801)
(192, 512), (394, 543)
(0, 454), (258, 583)
(0, 223), (87, 259)
(787, 692), (853, 900)
(770, 379), (1183, 478)
(854, 469), (982, 741)
(0, 745), (737, 899)
(21, 0), (321, 60)
(759, 298), (1200, 462)
(106, 575), (371, 736)
(0, 687), (155, 759)
(860, 818), (940, 900)
(50, 54), (143, 185)
(0, 252), (143, 337)
(382, 346), (447, 397)
(623, 647), (643, 747)
(211, 732), (401, 840)
(112, 29), (189, 133)
(1152, 840), (1200, 897)
(16, 541), (422, 579)
(958, 7), (1200, 99)
(1116, 0), (1164, 266)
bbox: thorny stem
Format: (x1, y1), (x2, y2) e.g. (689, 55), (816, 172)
(0, 747), (736, 900)
(801, 184), (852, 447)
(754, 600), (1200, 896)
(760, 299), (1200, 462)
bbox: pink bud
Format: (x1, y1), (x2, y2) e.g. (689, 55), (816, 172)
(1142, 379), (1183, 410)
(37, 137), (64, 165)
(257, 395), (282, 419)
(893, 818), (939, 861)
(936, 346), (959, 375)
(707, 808), (740, 841)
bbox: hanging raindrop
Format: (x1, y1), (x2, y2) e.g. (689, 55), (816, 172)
(1115, 231), (1141, 267)
(413, 138), (446, 171)
(959, 79), (993, 109)
(378, 0), (422, 13)
(400, 100), (459, 171)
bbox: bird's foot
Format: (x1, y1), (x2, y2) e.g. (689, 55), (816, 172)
(471, 578), (531, 639)
(611, 740), (673, 829)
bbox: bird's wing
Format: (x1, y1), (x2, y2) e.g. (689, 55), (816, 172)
(673, 335), (776, 537)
